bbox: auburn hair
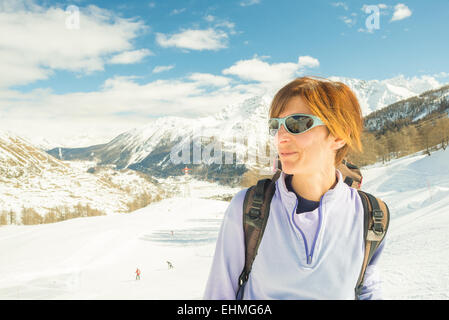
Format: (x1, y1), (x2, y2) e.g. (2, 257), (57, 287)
(269, 76), (364, 165)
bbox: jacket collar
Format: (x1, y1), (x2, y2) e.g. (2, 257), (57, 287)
(276, 169), (346, 212)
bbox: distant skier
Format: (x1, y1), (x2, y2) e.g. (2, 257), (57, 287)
(167, 261), (173, 269)
(135, 267), (141, 280)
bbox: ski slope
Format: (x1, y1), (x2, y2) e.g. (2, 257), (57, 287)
(0, 149), (448, 299)
(0, 197), (230, 299)
(361, 148), (449, 299)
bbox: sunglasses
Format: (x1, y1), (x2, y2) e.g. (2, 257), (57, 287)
(268, 113), (325, 136)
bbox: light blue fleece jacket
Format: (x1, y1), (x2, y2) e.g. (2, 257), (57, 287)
(203, 169), (385, 300)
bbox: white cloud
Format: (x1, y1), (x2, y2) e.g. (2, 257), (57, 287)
(155, 28), (229, 51)
(339, 15), (356, 27)
(170, 8), (186, 15)
(187, 73), (232, 87)
(204, 15), (215, 22)
(331, 2), (349, 11)
(156, 15), (237, 51)
(215, 20), (237, 36)
(152, 65), (175, 73)
(433, 72), (449, 79)
(357, 27), (375, 34)
(362, 4), (390, 17)
(298, 56), (320, 69)
(0, 74), (256, 143)
(0, 0), (147, 88)
(214, 20), (236, 30)
(109, 49), (153, 64)
(362, 4), (388, 10)
(0, 54), (318, 130)
(222, 55), (320, 85)
(253, 54), (271, 60)
(207, 16), (237, 36)
(222, 58), (295, 83)
(0, 50), (53, 88)
(240, 0), (261, 7)
(0, 50), (320, 144)
(391, 3), (412, 22)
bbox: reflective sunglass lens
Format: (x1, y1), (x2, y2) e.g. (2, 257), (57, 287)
(268, 119), (279, 129)
(268, 119), (279, 135)
(285, 116), (314, 134)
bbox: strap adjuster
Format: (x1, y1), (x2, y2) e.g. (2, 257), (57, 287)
(372, 209), (384, 235)
(373, 209), (383, 222)
(249, 207), (261, 220)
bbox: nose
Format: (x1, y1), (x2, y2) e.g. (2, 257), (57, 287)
(276, 124), (291, 144)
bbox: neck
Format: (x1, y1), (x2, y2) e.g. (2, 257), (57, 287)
(290, 165), (337, 202)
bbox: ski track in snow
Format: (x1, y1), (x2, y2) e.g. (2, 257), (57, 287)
(1, 149), (449, 299)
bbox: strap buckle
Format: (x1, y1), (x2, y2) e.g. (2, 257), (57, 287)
(372, 208), (384, 235)
(248, 195), (263, 220)
(372, 209), (383, 223)
(238, 272), (248, 286)
(249, 207), (261, 220)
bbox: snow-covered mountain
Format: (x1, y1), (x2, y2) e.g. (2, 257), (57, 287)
(32, 74), (444, 151)
(47, 95), (274, 185)
(1, 147), (448, 299)
(19, 133), (115, 151)
(0, 130), (69, 179)
(329, 75), (442, 116)
(47, 77), (449, 184)
(0, 130), (172, 219)
(364, 84), (449, 131)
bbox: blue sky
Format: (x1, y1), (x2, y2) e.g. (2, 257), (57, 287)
(11, 0), (449, 94)
(1, 0), (449, 144)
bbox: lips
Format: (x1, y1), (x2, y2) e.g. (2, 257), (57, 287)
(280, 151), (297, 157)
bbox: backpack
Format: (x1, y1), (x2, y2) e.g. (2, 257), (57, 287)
(236, 159), (390, 300)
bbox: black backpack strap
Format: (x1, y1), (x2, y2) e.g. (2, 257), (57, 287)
(355, 190), (390, 299)
(236, 170), (281, 300)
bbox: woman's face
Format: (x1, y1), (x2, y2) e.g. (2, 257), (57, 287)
(274, 96), (341, 175)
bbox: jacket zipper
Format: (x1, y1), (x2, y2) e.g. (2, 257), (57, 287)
(291, 196), (323, 265)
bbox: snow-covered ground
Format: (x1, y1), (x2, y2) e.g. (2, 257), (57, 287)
(0, 148), (448, 299)
(0, 197), (228, 299)
(361, 148), (449, 299)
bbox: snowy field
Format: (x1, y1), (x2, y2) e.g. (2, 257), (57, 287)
(361, 148), (449, 299)
(0, 148), (448, 299)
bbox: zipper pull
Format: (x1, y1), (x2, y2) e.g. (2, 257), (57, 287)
(308, 256), (312, 264)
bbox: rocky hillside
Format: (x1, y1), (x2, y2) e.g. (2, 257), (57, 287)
(0, 130), (173, 221)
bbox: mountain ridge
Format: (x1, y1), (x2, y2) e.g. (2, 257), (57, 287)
(22, 74), (445, 151)
(45, 79), (449, 183)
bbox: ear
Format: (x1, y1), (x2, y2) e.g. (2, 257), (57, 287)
(327, 132), (347, 151)
(333, 136), (347, 151)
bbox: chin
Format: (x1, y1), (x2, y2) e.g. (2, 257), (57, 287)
(279, 161), (296, 175)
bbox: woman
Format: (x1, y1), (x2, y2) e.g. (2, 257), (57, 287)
(203, 76), (386, 300)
